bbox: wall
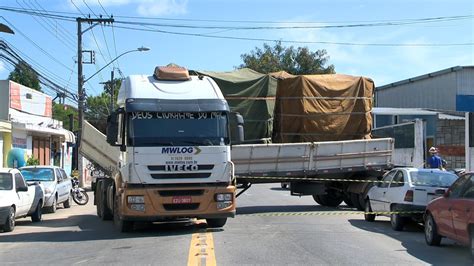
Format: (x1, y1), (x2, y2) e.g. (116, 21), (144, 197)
(436, 119), (465, 168)
(9, 80), (52, 117)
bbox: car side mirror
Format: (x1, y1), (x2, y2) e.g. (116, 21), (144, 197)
(16, 185), (28, 192)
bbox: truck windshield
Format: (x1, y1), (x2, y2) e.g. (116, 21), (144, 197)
(20, 168), (55, 182)
(128, 111), (229, 146)
(0, 173), (13, 190)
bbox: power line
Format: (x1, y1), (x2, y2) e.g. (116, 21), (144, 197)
(32, 0), (76, 44)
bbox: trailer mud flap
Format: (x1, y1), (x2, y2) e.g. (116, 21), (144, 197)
(290, 182), (326, 196)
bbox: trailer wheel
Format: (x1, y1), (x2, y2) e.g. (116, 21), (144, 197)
(343, 193), (353, 207)
(314, 190), (343, 207)
(312, 195), (323, 205)
(350, 193), (363, 211)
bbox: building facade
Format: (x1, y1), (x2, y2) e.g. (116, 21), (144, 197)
(0, 80), (75, 173)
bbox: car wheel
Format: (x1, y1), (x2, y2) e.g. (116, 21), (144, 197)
(390, 212), (405, 231)
(3, 207), (15, 232)
(425, 213), (442, 246)
(31, 201), (42, 222)
(364, 199), (375, 222)
(63, 193), (71, 208)
(470, 227), (474, 259)
(49, 197), (57, 213)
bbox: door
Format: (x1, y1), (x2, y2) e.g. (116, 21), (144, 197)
(370, 171), (395, 212)
(385, 170), (407, 211)
(54, 168), (67, 203)
(451, 174), (474, 245)
(437, 176), (469, 239)
(60, 169), (72, 198)
(14, 173), (30, 216)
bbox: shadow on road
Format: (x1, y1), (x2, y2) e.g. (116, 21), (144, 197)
(0, 214), (214, 243)
(349, 218), (472, 265)
(237, 204), (356, 215)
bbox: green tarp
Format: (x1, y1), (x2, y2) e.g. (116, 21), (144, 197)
(196, 68), (278, 143)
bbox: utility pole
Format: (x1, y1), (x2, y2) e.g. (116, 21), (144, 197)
(110, 70), (114, 112)
(76, 17), (114, 187)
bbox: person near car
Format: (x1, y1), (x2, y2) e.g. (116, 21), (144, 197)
(427, 147), (443, 170)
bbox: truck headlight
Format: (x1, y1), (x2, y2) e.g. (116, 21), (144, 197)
(127, 195), (145, 204)
(215, 193), (233, 202)
(130, 204), (145, 212)
(217, 201), (233, 209)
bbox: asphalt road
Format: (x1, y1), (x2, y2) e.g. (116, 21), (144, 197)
(0, 184), (472, 265)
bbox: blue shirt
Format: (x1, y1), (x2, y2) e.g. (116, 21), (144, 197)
(428, 155), (443, 169)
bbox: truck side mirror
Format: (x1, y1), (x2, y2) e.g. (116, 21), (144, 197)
(229, 112), (245, 144)
(106, 111), (119, 146)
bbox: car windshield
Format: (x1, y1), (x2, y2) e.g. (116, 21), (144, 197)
(0, 173), (13, 190)
(128, 111), (229, 146)
(20, 168), (55, 182)
(409, 171), (458, 188)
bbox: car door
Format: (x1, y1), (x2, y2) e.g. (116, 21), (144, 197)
(14, 173), (30, 216)
(451, 174), (474, 245)
(54, 168), (67, 203)
(370, 171), (395, 212)
(437, 175), (468, 239)
(384, 170), (407, 211)
(60, 169), (72, 197)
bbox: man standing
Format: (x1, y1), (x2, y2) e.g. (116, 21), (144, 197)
(427, 147), (443, 169)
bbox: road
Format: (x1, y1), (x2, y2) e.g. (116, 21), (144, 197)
(0, 184), (472, 265)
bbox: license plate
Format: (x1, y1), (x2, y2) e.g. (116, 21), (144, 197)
(172, 196), (192, 204)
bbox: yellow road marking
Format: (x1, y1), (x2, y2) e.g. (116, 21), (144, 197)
(188, 221), (216, 266)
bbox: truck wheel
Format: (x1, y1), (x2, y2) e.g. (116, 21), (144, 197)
(114, 196), (133, 232)
(98, 180), (113, 220)
(425, 213), (441, 246)
(350, 193), (363, 211)
(31, 201), (42, 222)
(364, 200), (375, 222)
(96, 180), (103, 218)
(390, 208), (405, 231)
(3, 207), (15, 232)
(206, 218), (227, 228)
(343, 194), (353, 207)
(312, 195), (323, 205)
(63, 194), (71, 208)
(316, 191), (343, 207)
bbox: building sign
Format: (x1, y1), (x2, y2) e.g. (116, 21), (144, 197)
(12, 137), (27, 149)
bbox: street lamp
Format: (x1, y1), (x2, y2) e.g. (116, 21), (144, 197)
(76, 46), (150, 186)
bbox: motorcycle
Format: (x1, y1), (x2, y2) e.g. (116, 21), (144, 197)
(71, 177), (89, 205)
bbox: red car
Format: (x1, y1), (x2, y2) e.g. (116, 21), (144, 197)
(424, 172), (474, 256)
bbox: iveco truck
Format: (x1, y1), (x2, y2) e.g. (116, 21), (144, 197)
(85, 66), (242, 232)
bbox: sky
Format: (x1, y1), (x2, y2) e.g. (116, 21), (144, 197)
(0, 0), (473, 105)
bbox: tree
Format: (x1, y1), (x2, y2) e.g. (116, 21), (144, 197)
(52, 103), (78, 131)
(8, 62), (41, 91)
(239, 41), (335, 75)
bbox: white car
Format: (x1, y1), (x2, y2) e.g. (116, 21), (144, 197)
(20, 166), (72, 213)
(364, 168), (458, 231)
(0, 168), (45, 232)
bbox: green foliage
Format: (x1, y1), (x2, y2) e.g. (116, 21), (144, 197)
(52, 103), (78, 131)
(85, 78), (121, 134)
(239, 41), (335, 75)
(8, 62), (41, 91)
(26, 156), (40, 166)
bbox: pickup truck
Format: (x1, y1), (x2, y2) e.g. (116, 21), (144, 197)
(0, 168), (45, 232)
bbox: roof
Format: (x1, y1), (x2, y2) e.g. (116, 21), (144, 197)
(376, 66), (474, 91)
(373, 107), (438, 116)
(117, 75), (224, 106)
(0, 168), (16, 173)
(438, 113), (465, 120)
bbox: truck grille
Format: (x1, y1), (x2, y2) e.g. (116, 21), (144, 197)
(148, 165), (214, 171)
(163, 203), (200, 211)
(151, 173), (211, 179)
(158, 190), (205, 196)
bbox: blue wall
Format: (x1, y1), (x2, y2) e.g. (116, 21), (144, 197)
(456, 94), (474, 112)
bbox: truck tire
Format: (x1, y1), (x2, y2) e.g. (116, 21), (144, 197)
(312, 195), (323, 205)
(364, 199), (375, 222)
(114, 196), (133, 232)
(343, 193), (353, 207)
(2, 207), (15, 232)
(350, 193), (363, 211)
(315, 190), (343, 207)
(31, 201), (42, 222)
(206, 218), (227, 228)
(96, 180), (113, 220)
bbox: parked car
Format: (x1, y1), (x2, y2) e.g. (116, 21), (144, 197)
(20, 166), (72, 213)
(424, 172), (474, 257)
(0, 168), (45, 232)
(364, 168), (458, 231)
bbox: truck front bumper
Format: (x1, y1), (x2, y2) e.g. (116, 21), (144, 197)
(118, 184), (236, 222)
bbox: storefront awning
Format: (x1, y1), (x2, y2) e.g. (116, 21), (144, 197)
(0, 120), (11, 133)
(12, 123), (76, 144)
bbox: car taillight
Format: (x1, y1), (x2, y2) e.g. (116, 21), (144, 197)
(404, 190), (414, 202)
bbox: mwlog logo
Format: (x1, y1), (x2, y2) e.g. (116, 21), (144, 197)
(161, 147), (202, 155)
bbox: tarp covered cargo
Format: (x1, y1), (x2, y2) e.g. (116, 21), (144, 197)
(196, 68), (278, 143)
(273, 74), (374, 143)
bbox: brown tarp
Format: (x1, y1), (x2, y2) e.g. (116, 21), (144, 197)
(273, 74), (374, 143)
